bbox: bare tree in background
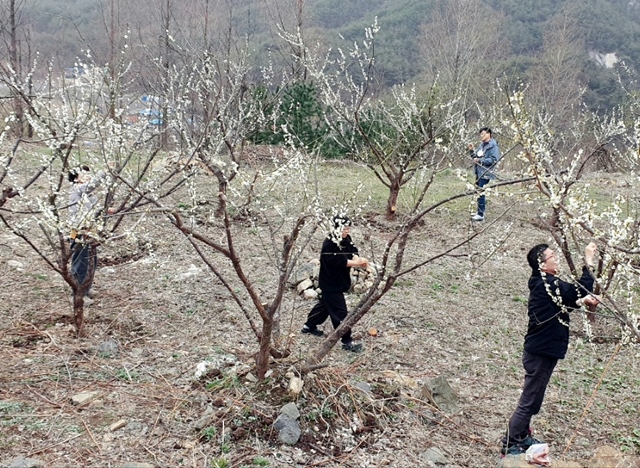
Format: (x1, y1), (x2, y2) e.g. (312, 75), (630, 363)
(0, 0), (32, 136)
(260, 0), (310, 80)
(525, 6), (585, 129)
(420, 0), (507, 108)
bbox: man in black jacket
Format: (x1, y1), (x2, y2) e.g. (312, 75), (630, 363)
(502, 242), (599, 455)
(301, 216), (369, 352)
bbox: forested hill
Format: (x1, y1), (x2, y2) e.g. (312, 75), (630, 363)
(9, 0), (640, 110)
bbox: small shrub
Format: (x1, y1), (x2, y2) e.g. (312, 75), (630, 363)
(201, 426), (217, 442)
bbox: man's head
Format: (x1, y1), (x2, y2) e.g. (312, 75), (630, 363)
(527, 243), (559, 274)
(332, 215), (352, 239)
(479, 127), (492, 143)
(68, 165), (91, 183)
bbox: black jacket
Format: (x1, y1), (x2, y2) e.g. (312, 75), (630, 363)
(524, 266), (594, 359)
(318, 235), (358, 293)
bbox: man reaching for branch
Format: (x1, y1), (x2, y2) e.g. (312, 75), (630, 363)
(468, 127), (500, 222)
(501, 242), (600, 456)
(301, 216), (369, 353)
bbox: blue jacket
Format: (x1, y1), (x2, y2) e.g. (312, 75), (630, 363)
(524, 267), (594, 359)
(470, 138), (500, 180)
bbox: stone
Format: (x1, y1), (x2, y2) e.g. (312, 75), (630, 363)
(120, 464), (155, 468)
(302, 289), (318, 300)
(109, 419), (127, 431)
(355, 382), (372, 395)
(421, 376), (460, 414)
(194, 406), (217, 431)
(589, 445), (640, 468)
(289, 262), (317, 286)
(5, 456), (45, 468)
(498, 454), (582, 468)
(273, 413), (301, 445)
(97, 340), (119, 357)
(280, 402), (300, 419)
(71, 390), (102, 406)
(296, 278), (313, 294)
(7, 260), (24, 269)
(352, 283), (366, 293)
(177, 264), (201, 280)
(420, 447), (448, 466)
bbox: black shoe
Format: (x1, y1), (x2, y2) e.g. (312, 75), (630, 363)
(500, 434), (542, 456)
(501, 444), (525, 456)
(342, 342), (363, 353)
(301, 326), (324, 337)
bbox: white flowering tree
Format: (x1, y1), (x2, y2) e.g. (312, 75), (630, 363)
(133, 40), (331, 378)
(507, 88), (640, 344)
(282, 21), (469, 220)
(123, 21), (525, 378)
(265, 23), (536, 370)
(0, 48), (193, 336)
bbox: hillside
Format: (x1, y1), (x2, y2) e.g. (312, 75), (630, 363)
(9, 0), (639, 111)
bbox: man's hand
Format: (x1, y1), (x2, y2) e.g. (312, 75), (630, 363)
(583, 294), (601, 307)
(467, 143), (474, 151)
(585, 241), (597, 267)
(350, 255), (369, 269)
(578, 294), (600, 308)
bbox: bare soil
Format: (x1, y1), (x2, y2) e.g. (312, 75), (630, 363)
(1, 172), (639, 468)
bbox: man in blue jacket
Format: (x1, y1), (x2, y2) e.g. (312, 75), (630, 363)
(301, 216), (369, 352)
(468, 127), (500, 221)
(501, 242), (599, 455)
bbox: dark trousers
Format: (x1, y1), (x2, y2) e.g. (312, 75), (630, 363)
(506, 350), (558, 443)
(71, 241), (97, 293)
(476, 177), (490, 215)
(304, 291), (353, 344)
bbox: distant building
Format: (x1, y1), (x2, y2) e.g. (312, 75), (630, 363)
(64, 66), (86, 79)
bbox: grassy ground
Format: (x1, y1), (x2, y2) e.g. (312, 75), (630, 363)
(1, 159), (639, 467)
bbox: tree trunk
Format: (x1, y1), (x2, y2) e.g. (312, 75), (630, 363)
(386, 178), (401, 219)
(9, 0), (24, 136)
(255, 314), (273, 379)
(72, 293), (86, 338)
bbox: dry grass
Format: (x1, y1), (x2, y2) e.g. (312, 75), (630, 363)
(1, 166), (639, 467)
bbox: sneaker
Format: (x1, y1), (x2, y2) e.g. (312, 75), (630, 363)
(501, 444), (526, 457)
(471, 213), (485, 222)
(500, 434), (543, 456)
(342, 342), (363, 353)
(301, 325), (324, 337)
(521, 434), (543, 448)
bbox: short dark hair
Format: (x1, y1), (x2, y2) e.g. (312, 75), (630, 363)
(527, 243), (549, 271)
(479, 127), (492, 136)
(68, 165), (90, 183)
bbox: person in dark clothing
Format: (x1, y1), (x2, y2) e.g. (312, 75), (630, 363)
(301, 216), (369, 352)
(68, 165), (111, 301)
(502, 242), (600, 455)
(468, 127), (500, 222)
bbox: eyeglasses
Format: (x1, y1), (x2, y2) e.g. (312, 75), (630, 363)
(542, 251), (558, 262)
